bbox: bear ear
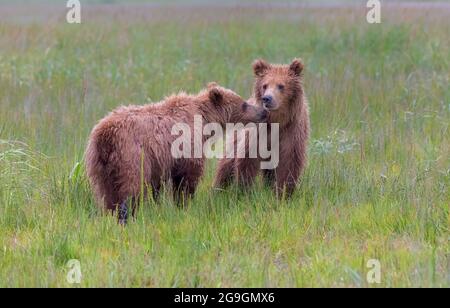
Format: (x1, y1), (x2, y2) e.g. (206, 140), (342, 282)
(207, 81), (219, 89)
(208, 87), (223, 105)
(253, 59), (270, 77)
(289, 58), (304, 77)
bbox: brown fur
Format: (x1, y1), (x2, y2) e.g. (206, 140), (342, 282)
(214, 59), (310, 197)
(86, 83), (267, 220)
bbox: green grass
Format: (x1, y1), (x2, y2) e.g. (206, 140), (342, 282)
(0, 2), (449, 287)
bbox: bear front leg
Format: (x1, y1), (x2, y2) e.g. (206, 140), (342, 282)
(117, 197), (140, 225)
(214, 158), (236, 189)
(272, 148), (305, 199)
(274, 169), (299, 199)
(173, 176), (200, 207)
(263, 164), (298, 198)
(235, 157), (261, 188)
(118, 200), (129, 225)
(263, 169), (276, 187)
(172, 160), (204, 207)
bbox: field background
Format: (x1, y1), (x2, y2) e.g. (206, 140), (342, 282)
(0, 0), (448, 287)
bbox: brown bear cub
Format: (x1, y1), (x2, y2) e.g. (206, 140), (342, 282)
(214, 59), (310, 198)
(86, 83), (267, 223)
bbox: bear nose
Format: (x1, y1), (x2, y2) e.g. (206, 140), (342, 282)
(262, 95), (273, 108)
(262, 95), (273, 104)
(242, 102), (249, 112)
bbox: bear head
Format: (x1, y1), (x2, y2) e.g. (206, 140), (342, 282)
(252, 58), (304, 122)
(206, 82), (268, 126)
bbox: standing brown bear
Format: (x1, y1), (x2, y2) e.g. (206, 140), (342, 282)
(214, 59), (310, 197)
(86, 83), (267, 223)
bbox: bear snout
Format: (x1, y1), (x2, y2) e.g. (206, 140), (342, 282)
(259, 109), (269, 121)
(242, 102), (249, 112)
(262, 95), (275, 110)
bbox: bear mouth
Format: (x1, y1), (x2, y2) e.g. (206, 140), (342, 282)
(263, 105), (278, 112)
(259, 110), (269, 121)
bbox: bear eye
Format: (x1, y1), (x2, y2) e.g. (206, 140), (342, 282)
(262, 84), (268, 90)
(277, 84), (285, 91)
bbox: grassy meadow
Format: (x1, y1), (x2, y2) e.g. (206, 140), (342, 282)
(0, 1), (449, 287)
